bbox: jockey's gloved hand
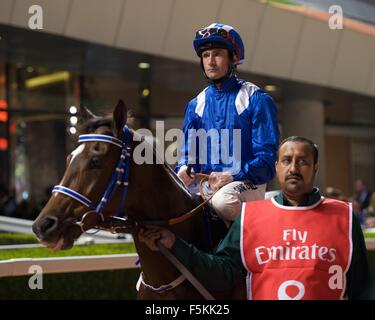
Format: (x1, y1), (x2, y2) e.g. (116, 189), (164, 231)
(208, 172), (233, 191)
(177, 165), (195, 187)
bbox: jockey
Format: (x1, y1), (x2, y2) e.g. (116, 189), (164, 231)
(175, 23), (279, 226)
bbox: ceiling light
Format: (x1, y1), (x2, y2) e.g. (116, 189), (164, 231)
(142, 88), (150, 97)
(70, 116), (78, 125)
(69, 106), (77, 114)
(138, 62), (150, 69)
(26, 71), (70, 89)
(264, 85), (277, 92)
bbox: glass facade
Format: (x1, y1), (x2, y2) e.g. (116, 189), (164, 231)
(0, 24), (206, 219)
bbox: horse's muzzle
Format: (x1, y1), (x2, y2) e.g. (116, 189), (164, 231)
(32, 215), (59, 240)
(32, 214), (81, 249)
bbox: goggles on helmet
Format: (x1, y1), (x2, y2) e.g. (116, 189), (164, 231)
(195, 27), (229, 40)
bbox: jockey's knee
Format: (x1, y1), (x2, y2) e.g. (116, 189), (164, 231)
(211, 194), (242, 223)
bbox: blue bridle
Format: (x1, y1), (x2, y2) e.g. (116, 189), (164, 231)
(52, 125), (132, 229)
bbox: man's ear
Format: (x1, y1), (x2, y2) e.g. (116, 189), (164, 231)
(113, 99), (128, 138)
(233, 54), (239, 65)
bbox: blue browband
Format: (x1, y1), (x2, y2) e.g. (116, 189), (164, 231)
(52, 125), (132, 224)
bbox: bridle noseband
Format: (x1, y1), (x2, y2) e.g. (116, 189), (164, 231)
(52, 125), (133, 233)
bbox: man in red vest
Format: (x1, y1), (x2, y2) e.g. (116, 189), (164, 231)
(139, 136), (374, 299)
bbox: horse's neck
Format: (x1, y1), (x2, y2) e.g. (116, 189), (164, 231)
(127, 163), (197, 221)
(130, 164), (200, 288)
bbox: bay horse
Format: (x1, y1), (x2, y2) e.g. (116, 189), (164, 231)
(32, 100), (246, 299)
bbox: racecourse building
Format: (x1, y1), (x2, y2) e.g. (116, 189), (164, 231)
(0, 0), (374, 215)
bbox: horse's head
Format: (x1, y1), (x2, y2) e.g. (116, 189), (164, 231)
(32, 100), (131, 250)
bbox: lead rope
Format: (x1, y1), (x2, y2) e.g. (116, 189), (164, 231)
(156, 172), (216, 300)
(157, 240), (215, 300)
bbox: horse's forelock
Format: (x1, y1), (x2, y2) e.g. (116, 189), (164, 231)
(78, 115), (113, 135)
(79, 111), (135, 135)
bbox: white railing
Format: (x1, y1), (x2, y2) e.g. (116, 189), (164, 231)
(0, 215), (34, 234)
(0, 253), (140, 277)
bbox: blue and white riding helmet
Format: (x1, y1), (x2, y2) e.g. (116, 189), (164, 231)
(193, 23), (245, 65)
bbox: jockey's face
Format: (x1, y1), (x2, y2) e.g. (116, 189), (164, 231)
(276, 141), (318, 202)
(201, 48), (230, 80)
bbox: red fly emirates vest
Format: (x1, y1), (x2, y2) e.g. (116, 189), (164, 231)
(241, 197), (352, 300)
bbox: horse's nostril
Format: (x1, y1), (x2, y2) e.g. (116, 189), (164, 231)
(35, 216), (59, 237)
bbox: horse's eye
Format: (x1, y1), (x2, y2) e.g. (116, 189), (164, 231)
(89, 157), (101, 169)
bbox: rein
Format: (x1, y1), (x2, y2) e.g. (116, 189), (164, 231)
(134, 163), (215, 227)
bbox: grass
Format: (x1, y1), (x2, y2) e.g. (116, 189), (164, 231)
(0, 232), (39, 245)
(364, 231), (375, 239)
(0, 242), (136, 260)
(268, 0), (299, 5)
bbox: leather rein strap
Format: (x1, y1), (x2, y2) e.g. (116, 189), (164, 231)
(168, 173), (216, 225)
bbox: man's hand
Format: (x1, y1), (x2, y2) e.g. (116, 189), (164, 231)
(138, 227), (176, 251)
(177, 165), (195, 187)
(208, 172), (233, 191)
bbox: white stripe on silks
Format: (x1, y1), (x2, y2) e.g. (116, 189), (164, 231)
(235, 82), (259, 115)
(195, 88), (207, 117)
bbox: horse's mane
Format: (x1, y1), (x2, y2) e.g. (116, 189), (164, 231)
(132, 130), (194, 199)
(78, 113), (194, 200)
(162, 159), (194, 199)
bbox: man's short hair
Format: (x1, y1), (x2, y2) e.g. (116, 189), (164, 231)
(278, 136), (319, 164)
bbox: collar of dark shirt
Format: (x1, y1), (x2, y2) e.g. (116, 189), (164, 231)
(274, 187), (321, 207)
(210, 75), (238, 93)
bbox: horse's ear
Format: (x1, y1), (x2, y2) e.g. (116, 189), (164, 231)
(78, 105), (97, 122)
(113, 99), (128, 137)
